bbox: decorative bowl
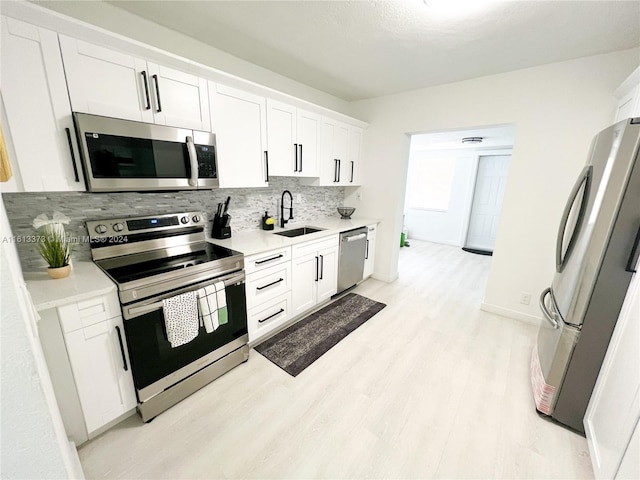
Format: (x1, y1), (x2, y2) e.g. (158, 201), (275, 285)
(337, 207), (356, 219)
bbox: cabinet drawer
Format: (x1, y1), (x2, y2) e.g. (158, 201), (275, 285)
(57, 292), (121, 333)
(292, 234), (339, 259)
(245, 247), (291, 274)
(247, 292), (291, 342)
(246, 262), (291, 310)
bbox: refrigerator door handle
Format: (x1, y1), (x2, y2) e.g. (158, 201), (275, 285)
(539, 287), (559, 329)
(556, 165), (592, 273)
(625, 224), (640, 273)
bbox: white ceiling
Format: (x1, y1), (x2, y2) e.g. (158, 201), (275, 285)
(99, 0), (640, 101)
(410, 124), (516, 151)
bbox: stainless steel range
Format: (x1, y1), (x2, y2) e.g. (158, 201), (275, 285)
(87, 211), (248, 422)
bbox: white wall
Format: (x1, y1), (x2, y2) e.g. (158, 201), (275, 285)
(0, 198), (82, 478)
(404, 148), (476, 246)
(346, 49), (639, 320)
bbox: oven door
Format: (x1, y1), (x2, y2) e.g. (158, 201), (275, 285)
(121, 270), (247, 403)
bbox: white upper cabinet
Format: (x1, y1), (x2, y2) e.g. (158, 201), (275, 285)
(210, 82), (268, 188)
(1, 17), (84, 192)
(303, 117), (362, 187)
(266, 99), (321, 177)
(59, 36), (210, 131)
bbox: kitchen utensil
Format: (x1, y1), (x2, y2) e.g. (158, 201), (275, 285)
(337, 207), (356, 219)
(222, 196), (231, 215)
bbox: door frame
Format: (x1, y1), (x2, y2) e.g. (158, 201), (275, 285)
(459, 148), (513, 247)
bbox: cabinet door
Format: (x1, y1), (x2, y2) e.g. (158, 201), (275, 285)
(210, 82), (268, 188)
(363, 225), (377, 278)
(316, 245), (338, 304)
(345, 125), (363, 185)
(59, 35), (152, 123)
(65, 316), (136, 434)
(319, 117), (349, 186)
(1, 18), (84, 192)
(147, 62), (210, 131)
(266, 99), (297, 176)
(296, 109), (321, 177)
(291, 252), (319, 317)
(585, 259), (640, 480)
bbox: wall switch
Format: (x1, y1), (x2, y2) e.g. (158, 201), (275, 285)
(356, 191), (362, 201)
(324, 192), (329, 202)
(519, 293), (531, 305)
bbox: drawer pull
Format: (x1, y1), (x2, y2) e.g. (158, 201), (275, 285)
(255, 254), (284, 265)
(258, 308), (285, 323)
(256, 278), (284, 291)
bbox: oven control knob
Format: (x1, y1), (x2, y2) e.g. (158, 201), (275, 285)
(113, 223), (124, 232)
(180, 216), (189, 224)
(95, 224), (107, 234)
(192, 215), (201, 223)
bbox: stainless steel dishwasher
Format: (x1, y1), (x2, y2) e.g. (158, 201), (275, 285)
(337, 227), (368, 294)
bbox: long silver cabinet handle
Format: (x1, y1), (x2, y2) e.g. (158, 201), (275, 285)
(539, 287), (559, 329)
(186, 135), (198, 186)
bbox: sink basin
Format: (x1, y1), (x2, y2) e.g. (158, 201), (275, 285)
(274, 227), (324, 238)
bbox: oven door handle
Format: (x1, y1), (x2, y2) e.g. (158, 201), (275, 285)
(186, 135), (198, 187)
(123, 270), (245, 319)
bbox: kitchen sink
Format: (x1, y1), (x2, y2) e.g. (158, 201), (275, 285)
(274, 227), (325, 238)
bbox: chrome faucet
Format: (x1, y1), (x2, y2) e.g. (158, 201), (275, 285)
(281, 190), (294, 228)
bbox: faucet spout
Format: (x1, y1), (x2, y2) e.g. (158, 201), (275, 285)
(281, 190), (294, 228)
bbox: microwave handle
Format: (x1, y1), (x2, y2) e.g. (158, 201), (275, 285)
(186, 135), (198, 186)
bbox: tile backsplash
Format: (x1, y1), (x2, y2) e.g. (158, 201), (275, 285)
(3, 177), (344, 271)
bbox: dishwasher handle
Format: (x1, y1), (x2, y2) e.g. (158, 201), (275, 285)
(344, 233), (366, 242)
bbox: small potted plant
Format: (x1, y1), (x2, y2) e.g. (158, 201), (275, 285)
(33, 212), (75, 279)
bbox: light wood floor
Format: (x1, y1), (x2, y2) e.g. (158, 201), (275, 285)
(78, 240), (594, 479)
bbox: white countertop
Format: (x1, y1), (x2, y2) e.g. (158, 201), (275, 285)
(24, 261), (116, 312)
(207, 216), (380, 256)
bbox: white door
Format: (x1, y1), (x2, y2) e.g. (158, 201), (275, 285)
(266, 99), (297, 176)
(147, 63), (210, 131)
(59, 35), (153, 123)
(1, 18), (84, 192)
(210, 83), (268, 188)
(465, 154), (511, 252)
(296, 109), (321, 176)
(291, 252), (318, 317)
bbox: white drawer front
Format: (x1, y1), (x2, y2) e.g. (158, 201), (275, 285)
(58, 292), (121, 333)
(292, 234), (339, 259)
(245, 246), (291, 275)
(246, 262), (291, 310)
(247, 292), (291, 342)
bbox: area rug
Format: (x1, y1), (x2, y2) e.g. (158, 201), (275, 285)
(254, 293), (386, 377)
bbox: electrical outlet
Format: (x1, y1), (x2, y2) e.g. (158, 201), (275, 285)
(356, 191), (362, 201)
(297, 193), (302, 203)
(519, 292), (531, 305)
(324, 192), (329, 202)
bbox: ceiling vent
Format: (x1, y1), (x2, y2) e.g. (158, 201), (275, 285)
(461, 137), (483, 144)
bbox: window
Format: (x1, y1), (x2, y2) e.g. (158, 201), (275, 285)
(406, 156), (456, 211)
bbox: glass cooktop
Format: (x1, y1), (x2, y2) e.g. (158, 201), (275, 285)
(99, 242), (240, 284)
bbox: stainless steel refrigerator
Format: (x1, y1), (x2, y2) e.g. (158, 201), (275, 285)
(531, 117), (640, 433)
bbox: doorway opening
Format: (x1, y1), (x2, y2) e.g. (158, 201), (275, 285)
(403, 124), (516, 254)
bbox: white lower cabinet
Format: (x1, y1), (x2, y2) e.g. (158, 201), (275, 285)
(291, 235), (339, 317)
(245, 247), (292, 342)
(363, 224), (377, 278)
(39, 291), (136, 444)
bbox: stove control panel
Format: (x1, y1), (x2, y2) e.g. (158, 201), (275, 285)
(87, 211), (207, 242)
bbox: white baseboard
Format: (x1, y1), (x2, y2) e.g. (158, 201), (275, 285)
(372, 271), (398, 283)
(480, 302), (541, 326)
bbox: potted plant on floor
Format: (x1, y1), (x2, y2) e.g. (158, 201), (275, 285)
(33, 212), (75, 279)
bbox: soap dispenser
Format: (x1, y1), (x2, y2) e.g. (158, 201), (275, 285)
(262, 211), (274, 230)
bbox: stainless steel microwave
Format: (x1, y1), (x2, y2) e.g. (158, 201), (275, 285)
(73, 113), (218, 192)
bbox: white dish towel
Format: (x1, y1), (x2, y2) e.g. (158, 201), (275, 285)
(197, 285), (220, 334)
(215, 281), (228, 325)
(162, 291), (199, 348)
